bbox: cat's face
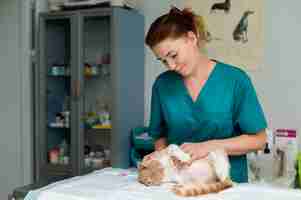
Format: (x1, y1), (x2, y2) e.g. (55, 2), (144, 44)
(138, 159), (165, 186)
(138, 147), (184, 186)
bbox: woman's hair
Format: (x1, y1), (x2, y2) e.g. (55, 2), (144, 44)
(145, 7), (207, 48)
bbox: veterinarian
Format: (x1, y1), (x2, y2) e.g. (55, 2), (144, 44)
(145, 6), (267, 183)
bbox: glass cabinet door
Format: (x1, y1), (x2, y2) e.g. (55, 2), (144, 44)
(37, 8), (144, 181)
(80, 14), (112, 174)
(40, 16), (73, 178)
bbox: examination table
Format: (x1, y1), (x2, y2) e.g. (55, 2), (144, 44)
(19, 167), (301, 200)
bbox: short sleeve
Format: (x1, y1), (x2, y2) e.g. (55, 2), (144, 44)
(148, 80), (166, 140)
(233, 72), (267, 134)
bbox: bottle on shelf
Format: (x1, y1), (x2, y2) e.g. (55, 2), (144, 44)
(95, 99), (111, 128)
(59, 139), (69, 165)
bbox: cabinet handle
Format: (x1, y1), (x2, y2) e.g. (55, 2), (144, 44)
(73, 80), (80, 98)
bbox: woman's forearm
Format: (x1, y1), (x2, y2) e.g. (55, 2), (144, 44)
(212, 129), (267, 156)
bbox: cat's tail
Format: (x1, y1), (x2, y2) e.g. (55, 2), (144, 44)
(172, 178), (233, 196)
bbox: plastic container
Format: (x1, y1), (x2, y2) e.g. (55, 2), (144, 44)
(257, 152), (274, 182)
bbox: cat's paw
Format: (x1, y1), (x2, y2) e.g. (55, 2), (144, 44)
(167, 144), (191, 162)
(170, 156), (192, 170)
(208, 149), (230, 182)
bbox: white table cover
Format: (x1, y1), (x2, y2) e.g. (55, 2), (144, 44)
(24, 168), (301, 200)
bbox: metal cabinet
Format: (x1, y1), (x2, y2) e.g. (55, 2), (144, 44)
(35, 7), (144, 182)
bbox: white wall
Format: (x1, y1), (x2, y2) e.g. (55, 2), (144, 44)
(0, 0), (32, 198)
(252, 0), (301, 146)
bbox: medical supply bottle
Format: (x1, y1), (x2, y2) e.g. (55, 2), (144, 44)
(258, 143), (274, 182)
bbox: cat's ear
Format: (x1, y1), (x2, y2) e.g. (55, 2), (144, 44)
(138, 161), (147, 170)
(139, 157), (154, 170)
(141, 152), (156, 163)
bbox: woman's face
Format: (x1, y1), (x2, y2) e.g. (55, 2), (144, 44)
(152, 32), (199, 77)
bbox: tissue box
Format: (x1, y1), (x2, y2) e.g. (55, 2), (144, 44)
(275, 129), (298, 157)
(274, 129), (298, 178)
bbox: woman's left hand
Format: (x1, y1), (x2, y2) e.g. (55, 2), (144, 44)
(180, 141), (218, 160)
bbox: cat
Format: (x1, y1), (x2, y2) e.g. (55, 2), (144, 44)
(138, 144), (233, 196)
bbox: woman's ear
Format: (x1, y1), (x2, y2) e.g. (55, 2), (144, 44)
(186, 31), (198, 46)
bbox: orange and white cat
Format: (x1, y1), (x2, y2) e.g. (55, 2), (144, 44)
(138, 144), (233, 196)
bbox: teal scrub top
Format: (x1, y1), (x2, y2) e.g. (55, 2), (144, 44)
(148, 62), (267, 183)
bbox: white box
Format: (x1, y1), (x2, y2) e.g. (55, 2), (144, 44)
(111, 0), (137, 8)
(63, 0), (137, 9)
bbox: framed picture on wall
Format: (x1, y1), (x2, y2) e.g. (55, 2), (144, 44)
(185, 0), (264, 71)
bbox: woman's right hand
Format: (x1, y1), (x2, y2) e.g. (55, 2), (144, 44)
(154, 137), (167, 151)
(142, 137), (167, 162)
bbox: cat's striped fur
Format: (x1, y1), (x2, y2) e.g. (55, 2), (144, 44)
(172, 178), (233, 196)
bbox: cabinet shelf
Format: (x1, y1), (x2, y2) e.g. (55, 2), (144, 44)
(48, 125), (70, 129)
(48, 123), (70, 129)
(84, 74), (99, 78)
(48, 74), (71, 78)
(82, 160), (111, 174)
(92, 124), (111, 129)
(44, 163), (73, 176)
